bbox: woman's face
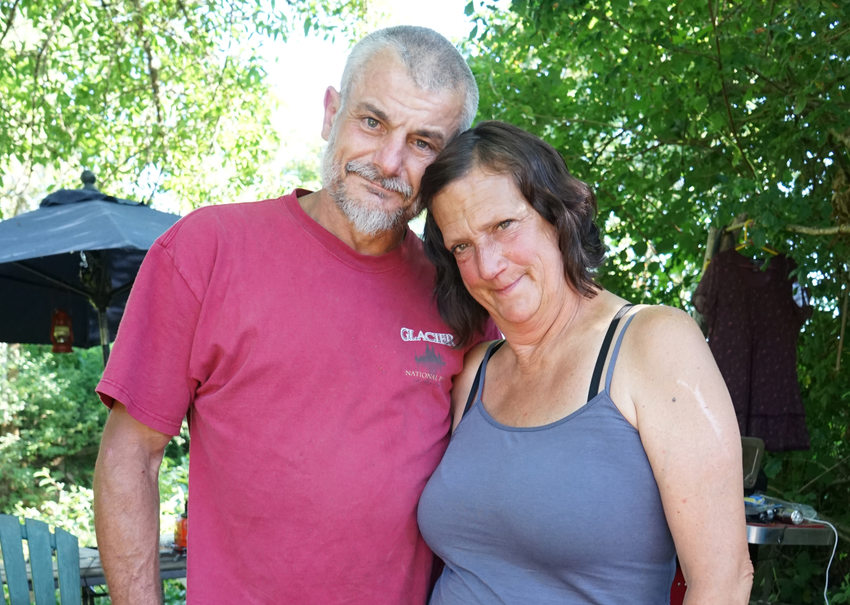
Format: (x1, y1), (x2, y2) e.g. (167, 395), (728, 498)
(431, 166), (568, 329)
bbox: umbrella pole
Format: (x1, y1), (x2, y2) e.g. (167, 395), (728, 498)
(97, 309), (110, 365)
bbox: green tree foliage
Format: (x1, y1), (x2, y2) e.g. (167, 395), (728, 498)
(0, 0), (366, 214)
(468, 0), (847, 300)
(466, 0), (849, 598)
(0, 345), (104, 513)
(0, 0), (365, 561)
(0, 341), (190, 547)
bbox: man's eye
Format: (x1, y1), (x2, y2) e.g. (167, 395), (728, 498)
(365, 117), (379, 128)
(497, 220), (513, 230)
(414, 139), (432, 151)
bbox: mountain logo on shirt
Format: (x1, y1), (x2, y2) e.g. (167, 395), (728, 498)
(415, 343), (446, 367)
(403, 344), (447, 385)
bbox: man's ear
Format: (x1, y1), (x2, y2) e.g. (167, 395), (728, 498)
(321, 86), (341, 141)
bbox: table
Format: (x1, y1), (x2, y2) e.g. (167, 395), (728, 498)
(747, 521), (836, 602)
(79, 547), (187, 604)
(747, 521), (836, 547)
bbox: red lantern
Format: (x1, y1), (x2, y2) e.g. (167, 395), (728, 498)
(50, 309), (73, 353)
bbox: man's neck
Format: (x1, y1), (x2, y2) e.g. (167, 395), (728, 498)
(297, 190), (406, 256)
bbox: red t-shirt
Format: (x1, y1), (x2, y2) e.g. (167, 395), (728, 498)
(98, 190), (495, 603)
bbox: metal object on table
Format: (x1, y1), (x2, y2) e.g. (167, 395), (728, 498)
(741, 436), (765, 490)
(747, 522), (836, 547)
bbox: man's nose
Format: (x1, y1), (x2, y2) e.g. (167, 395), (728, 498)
(372, 132), (406, 177)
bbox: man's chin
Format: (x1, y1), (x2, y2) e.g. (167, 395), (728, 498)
(337, 200), (399, 236)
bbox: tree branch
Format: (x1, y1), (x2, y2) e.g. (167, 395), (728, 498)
(796, 452), (850, 494)
(0, 0), (21, 46)
(588, 129), (630, 170)
(786, 223), (850, 236)
(724, 220), (850, 237)
(28, 0), (74, 175)
(130, 0), (164, 128)
(837, 284), (847, 373)
(708, 0), (758, 181)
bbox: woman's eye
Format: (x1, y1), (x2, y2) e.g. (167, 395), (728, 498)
(450, 243), (468, 256)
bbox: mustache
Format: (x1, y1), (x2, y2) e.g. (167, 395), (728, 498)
(345, 160), (413, 200)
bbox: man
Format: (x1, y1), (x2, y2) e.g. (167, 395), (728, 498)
(93, 26), (491, 604)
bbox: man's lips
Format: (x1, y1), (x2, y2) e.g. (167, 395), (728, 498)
(361, 179), (395, 199)
(345, 162), (412, 200)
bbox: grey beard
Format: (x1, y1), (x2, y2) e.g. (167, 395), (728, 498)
(321, 148), (419, 237)
(337, 195), (405, 237)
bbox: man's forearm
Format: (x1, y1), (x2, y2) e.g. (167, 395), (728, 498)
(94, 405), (170, 605)
(94, 463), (163, 604)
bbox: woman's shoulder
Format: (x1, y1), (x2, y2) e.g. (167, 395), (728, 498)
(459, 340), (502, 383)
(618, 307), (713, 389)
(450, 340), (502, 427)
(620, 304), (707, 362)
(627, 304), (701, 336)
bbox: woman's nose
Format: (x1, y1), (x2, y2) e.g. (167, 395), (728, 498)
(476, 241), (506, 280)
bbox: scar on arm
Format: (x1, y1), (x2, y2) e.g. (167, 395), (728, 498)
(676, 378), (724, 440)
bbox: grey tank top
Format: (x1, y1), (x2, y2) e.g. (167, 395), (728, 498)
(418, 311), (676, 604)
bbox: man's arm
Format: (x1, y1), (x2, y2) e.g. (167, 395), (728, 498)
(93, 402), (172, 605)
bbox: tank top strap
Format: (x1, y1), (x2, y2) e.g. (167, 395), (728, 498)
(461, 339), (505, 419)
(586, 304), (633, 402)
(603, 313), (638, 392)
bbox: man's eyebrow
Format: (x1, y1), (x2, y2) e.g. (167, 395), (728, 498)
(361, 102), (390, 124)
(414, 128), (447, 148)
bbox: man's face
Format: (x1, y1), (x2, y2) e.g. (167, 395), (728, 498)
(321, 49), (466, 237)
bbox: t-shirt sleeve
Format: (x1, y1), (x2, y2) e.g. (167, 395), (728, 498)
(96, 225), (204, 436)
(482, 318), (502, 341)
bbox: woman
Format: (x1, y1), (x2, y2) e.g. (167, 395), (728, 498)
(416, 121), (753, 604)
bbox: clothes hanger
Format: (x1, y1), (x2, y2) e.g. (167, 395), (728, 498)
(702, 217), (779, 273)
(733, 220), (779, 257)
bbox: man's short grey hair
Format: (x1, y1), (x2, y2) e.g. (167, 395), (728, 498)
(340, 26), (479, 134)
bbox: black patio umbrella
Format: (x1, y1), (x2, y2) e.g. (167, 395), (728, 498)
(0, 171), (181, 364)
